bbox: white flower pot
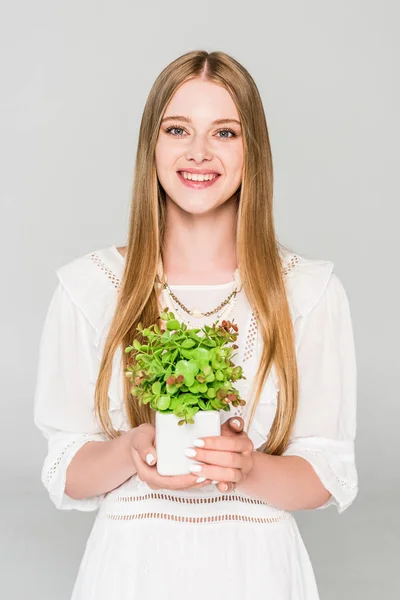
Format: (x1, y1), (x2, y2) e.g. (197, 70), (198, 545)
(155, 410), (221, 476)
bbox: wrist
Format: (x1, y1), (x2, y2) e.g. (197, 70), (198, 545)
(118, 428), (138, 475)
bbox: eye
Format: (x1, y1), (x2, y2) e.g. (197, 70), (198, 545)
(165, 126), (187, 137)
(164, 125), (239, 140)
(216, 128), (237, 139)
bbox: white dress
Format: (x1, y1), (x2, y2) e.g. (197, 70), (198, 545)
(33, 245), (358, 600)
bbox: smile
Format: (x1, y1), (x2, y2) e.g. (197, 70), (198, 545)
(177, 171), (221, 189)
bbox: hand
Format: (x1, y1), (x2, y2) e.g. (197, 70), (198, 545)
(128, 423), (213, 491)
(184, 416), (254, 493)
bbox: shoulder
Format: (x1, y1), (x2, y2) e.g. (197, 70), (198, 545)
(55, 245), (124, 333)
(279, 246), (336, 320)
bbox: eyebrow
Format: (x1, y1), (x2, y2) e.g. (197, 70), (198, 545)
(161, 115), (241, 127)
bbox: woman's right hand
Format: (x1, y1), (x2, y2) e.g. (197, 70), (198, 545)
(128, 423), (212, 491)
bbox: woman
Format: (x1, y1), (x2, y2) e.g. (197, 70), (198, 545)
(33, 50), (358, 599)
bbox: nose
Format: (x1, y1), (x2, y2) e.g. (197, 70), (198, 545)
(185, 133), (212, 162)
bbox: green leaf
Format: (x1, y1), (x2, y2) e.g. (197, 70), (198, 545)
(181, 339), (196, 348)
(179, 393), (199, 405)
(192, 347), (211, 362)
(152, 381), (161, 395)
(166, 319), (181, 331)
(157, 395), (171, 410)
(188, 381), (199, 393)
(198, 398), (209, 410)
(215, 369), (224, 381)
(133, 339), (142, 351)
(202, 338), (217, 348)
(166, 383), (178, 394)
(175, 359), (200, 386)
(170, 396), (182, 410)
(161, 351), (171, 363)
(180, 349), (194, 360)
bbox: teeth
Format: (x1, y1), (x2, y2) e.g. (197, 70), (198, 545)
(180, 172), (218, 182)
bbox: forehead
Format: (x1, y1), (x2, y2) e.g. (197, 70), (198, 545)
(163, 78), (240, 123)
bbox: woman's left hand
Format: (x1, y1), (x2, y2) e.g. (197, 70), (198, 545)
(185, 416), (255, 493)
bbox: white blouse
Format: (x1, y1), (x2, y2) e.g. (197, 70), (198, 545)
(33, 245), (358, 515)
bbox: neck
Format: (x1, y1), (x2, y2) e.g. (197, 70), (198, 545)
(162, 195), (239, 285)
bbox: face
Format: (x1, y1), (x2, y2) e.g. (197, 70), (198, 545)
(155, 78), (244, 215)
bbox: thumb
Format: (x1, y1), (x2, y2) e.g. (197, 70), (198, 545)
(228, 416), (244, 432)
(221, 416), (244, 436)
(132, 424), (158, 466)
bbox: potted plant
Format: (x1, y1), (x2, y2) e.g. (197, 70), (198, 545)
(124, 309), (246, 475)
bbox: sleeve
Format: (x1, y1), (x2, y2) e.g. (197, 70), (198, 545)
(33, 280), (109, 511)
(282, 272), (358, 514)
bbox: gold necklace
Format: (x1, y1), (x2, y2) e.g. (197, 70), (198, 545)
(156, 257), (243, 320)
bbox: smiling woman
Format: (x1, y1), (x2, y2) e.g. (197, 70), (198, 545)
(33, 49), (357, 600)
(155, 78), (244, 214)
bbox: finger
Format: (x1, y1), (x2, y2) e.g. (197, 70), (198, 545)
(193, 433), (253, 454)
(188, 462), (241, 484)
(227, 417), (245, 432)
(216, 481), (236, 493)
(132, 448), (212, 491)
(186, 447), (247, 469)
(220, 417), (244, 437)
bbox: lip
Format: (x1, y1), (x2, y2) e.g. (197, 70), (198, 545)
(177, 168), (221, 175)
(177, 171), (221, 189)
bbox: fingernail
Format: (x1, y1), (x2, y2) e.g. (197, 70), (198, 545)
(145, 453), (155, 465)
(223, 483), (229, 491)
(193, 439), (205, 447)
(189, 464), (203, 473)
(211, 480), (219, 484)
(232, 419), (241, 428)
(184, 448), (197, 457)
(196, 477), (207, 483)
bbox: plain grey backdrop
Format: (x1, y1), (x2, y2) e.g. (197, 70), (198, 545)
(1, 0), (399, 598)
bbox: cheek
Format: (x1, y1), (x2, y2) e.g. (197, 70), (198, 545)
(224, 146), (243, 181)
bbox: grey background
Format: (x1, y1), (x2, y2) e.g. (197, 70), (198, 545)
(1, 0), (399, 598)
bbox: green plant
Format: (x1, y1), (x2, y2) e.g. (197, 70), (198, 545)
(124, 309), (247, 426)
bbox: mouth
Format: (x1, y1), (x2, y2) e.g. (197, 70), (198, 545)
(176, 171), (221, 189)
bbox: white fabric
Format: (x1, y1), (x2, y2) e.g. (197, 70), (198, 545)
(33, 245), (358, 599)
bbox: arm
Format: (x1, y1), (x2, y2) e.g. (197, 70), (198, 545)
(236, 452), (332, 510)
(33, 281), (136, 510)
(238, 272), (358, 513)
(65, 430), (137, 500)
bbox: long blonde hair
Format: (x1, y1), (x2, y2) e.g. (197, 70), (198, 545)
(95, 50), (298, 455)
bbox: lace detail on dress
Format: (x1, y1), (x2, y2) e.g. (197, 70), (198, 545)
(89, 250), (300, 292)
(100, 487), (294, 524)
(282, 254), (300, 276)
(243, 313), (257, 362)
(105, 512), (291, 524)
(115, 492), (271, 505)
(294, 447), (358, 489)
(43, 440), (78, 485)
(89, 253), (121, 290)
(43, 433), (97, 485)
(232, 311), (258, 419)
